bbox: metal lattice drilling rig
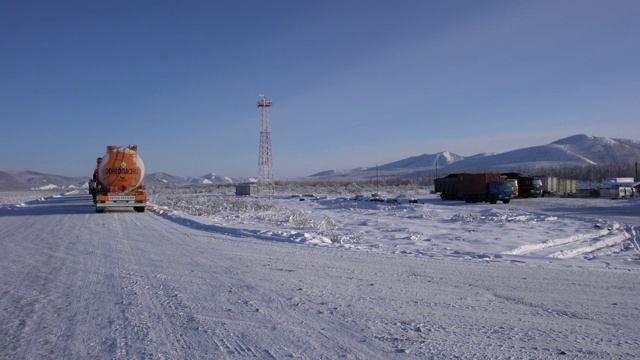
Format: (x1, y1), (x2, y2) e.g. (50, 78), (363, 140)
(257, 94), (274, 194)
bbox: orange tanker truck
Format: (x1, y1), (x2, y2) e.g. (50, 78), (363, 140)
(91, 145), (146, 213)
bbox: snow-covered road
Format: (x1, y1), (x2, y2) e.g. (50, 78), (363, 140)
(1, 191), (640, 359)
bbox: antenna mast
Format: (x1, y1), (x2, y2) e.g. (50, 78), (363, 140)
(257, 94), (274, 194)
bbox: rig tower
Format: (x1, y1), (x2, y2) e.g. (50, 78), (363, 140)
(257, 94), (274, 194)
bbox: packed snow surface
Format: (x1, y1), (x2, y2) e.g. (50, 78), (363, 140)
(1, 188), (639, 359)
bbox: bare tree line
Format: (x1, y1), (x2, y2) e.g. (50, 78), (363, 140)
(281, 163), (639, 190)
(149, 162), (639, 196)
(508, 162), (639, 184)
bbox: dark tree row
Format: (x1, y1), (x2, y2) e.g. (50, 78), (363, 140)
(149, 163), (639, 196)
(507, 163), (639, 184)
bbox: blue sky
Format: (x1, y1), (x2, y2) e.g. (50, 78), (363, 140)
(1, 0), (639, 178)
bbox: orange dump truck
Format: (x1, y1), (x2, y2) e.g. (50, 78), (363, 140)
(91, 145), (146, 213)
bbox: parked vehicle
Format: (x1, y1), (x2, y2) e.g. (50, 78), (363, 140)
(92, 145), (146, 213)
(609, 184), (636, 199)
(501, 172), (542, 198)
(535, 175), (576, 197)
(597, 178), (637, 198)
(435, 173), (514, 204)
(501, 177), (519, 198)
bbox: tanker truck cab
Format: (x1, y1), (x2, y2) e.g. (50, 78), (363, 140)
(488, 180), (514, 204)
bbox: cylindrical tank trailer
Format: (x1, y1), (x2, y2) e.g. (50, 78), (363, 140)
(98, 145), (145, 192)
(92, 145), (147, 213)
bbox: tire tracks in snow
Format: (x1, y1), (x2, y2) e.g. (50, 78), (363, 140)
(502, 223), (634, 259)
(138, 213), (272, 358)
(0, 197), (100, 359)
(105, 213), (204, 359)
(113, 211), (285, 359)
(629, 225), (640, 253)
(140, 211), (385, 358)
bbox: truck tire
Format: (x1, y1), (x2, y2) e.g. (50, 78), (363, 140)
(489, 195), (497, 204)
(502, 199), (511, 204)
(134, 206), (146, 213)
(95, 207), (105, 213)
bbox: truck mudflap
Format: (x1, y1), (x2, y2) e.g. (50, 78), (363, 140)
(95, 193), (147, 213)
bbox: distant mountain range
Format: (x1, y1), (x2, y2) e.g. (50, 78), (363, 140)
(0, 171), (255, 191)
(2, 135), (639, 191)
(143, 172), (255, 188)
(310, 134), (640, 179)
(0, 171), (89, 192)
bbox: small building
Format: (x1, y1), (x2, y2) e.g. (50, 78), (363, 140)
(235, 182), (258, 196)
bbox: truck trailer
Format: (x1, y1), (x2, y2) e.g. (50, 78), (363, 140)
(434, 173), (463, 200)
(536, 175), (577, 197)
(435, 173), (514, 204)
(92, 145), (147, 213)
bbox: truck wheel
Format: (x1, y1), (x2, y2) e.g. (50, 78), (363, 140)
(502, 199), (511, 204)
(134, 206), (146, 213)
(96, 207), (105, 213)
(489, 195), (497, 204)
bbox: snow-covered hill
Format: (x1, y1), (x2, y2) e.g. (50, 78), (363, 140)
(143, 172), (191, 188)
(144, 172), (254, 188)
(551, 134), (640, 164)
(311, 134), (640, 178)
(0, 171), (87, 191)
(196, 172), (235, 185)
(378, 151), (464, 170)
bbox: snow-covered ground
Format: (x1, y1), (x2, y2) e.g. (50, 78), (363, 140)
(0, 190), (65, 206)
(148, 187), (640, 271)
(1, 188), (639, 359)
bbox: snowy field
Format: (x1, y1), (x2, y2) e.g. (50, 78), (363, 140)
(1, 187), (640, 359)
(0, 190), (65, 206)
(145, 186), (640, 271)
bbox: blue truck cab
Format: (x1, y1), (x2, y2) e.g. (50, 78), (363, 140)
(488, 180), (514, 204)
